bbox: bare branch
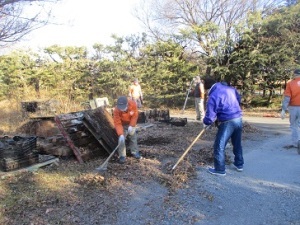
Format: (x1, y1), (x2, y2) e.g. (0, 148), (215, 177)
(0, 0), (60, 46)
(133, 0), (285, 57)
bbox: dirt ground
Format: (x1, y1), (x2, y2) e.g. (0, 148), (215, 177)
(0, 111), (267, 225)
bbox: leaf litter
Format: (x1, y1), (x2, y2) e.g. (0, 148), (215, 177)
(0, 120), (260, 225)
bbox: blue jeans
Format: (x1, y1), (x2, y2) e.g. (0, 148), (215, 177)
(213, 117), (244, 172)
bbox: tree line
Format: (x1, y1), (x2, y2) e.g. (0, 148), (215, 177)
(0, 0), (299, 109)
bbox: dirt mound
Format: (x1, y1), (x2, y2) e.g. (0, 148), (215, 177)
(16, 119), (60, 137)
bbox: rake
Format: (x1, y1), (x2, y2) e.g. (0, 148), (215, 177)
(172, 128), (206, 171)
(95, 132), (129, 172)
(95, 142), (120, 172)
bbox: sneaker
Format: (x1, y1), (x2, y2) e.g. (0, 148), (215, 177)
(233, 164), (243, 172)
(132, 152), (142, 160)
(208, 167), (226, 176)
(119, 156), (126, 164)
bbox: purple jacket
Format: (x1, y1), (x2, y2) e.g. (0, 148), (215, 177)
(203, 82), (242, 125)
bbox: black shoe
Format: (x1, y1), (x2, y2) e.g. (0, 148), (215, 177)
(132, 152), (142, 160)
(119, 156), (126, 164)
(233, 164), (243, 172)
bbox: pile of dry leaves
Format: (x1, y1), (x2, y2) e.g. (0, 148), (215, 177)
(75, 120), (260, 191)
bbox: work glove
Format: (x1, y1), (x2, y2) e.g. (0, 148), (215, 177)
(118, 135), (125, 143)
(128, 126), (135, 136)
(281, 109), (286, 120)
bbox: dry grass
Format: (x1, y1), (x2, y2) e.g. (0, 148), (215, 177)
(0, 100), (24, 134)
(0, 98), (87, 135)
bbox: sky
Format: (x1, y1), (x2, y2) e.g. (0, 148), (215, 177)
(6, 0), (144, 53)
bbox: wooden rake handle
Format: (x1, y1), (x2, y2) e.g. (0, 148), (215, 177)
(172, 128), (206, 171)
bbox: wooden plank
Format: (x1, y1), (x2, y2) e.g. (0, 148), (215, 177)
(82, 120), (112, 154)
(54, 116), (84, 163)
(57, 112), (84, 121)
(83, 107), (118, 151)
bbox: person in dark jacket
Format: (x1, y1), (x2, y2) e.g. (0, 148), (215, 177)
(203, 81), (244, 176)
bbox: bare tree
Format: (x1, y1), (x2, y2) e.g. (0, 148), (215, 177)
(0, 0), (60, 46)
(134, 0), (285, 62)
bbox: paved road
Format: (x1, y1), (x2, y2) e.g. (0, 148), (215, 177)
(243, 116), (290, 134)
(173, 114), (300, 225)
(116, 115), (300, 225)
(193, 116), (300, 225)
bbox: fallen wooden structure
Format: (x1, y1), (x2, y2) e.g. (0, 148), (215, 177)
(0, 106), (170, 171)
(53, 107), (185, 163)
(83, 108), (118, 155)
(54, 109), (111, 163)
(54, 106), (165, 163)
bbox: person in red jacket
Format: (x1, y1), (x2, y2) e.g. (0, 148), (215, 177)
(281, 68), (300, 149)
(113, 96), (142, 164)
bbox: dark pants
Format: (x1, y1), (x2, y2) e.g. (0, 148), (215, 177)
(118, 126), (139, 157)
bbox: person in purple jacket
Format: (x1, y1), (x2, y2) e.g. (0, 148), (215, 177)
(203, 81), (244, 176)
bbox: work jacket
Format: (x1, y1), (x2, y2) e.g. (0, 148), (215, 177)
(203, 82), (242, 125)
(284, 76), (300, 106)
(113, 99), (138, 136)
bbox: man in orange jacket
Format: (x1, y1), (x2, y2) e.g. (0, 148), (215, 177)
(113, 96), (142, 164)
(281, 69), (300, 150)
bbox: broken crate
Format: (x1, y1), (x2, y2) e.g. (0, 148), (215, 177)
(54, 107), (118, 163)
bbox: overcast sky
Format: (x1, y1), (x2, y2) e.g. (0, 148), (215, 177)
(7, 0), (143, 52)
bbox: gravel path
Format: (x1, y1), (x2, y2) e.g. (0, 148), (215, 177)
(114, 117), (300, 225)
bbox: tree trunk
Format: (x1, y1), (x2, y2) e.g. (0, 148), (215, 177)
(267, 88), (274, 107)
(241, 71), (253, 107)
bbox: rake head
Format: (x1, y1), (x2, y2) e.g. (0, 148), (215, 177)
(95, 161), (108, 172)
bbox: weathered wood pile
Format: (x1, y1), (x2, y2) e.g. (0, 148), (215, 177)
(0, 136), (39, 172)
(53, 107), (176, 163)
(54, 108), (115, 163)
